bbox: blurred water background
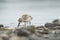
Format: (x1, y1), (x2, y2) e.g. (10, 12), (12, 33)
(0, 0), (60, 27)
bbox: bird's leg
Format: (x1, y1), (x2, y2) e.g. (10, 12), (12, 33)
(24, 22), (26, 27)
(29, 21), (31, 25)
(17, 22), (20, 28)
